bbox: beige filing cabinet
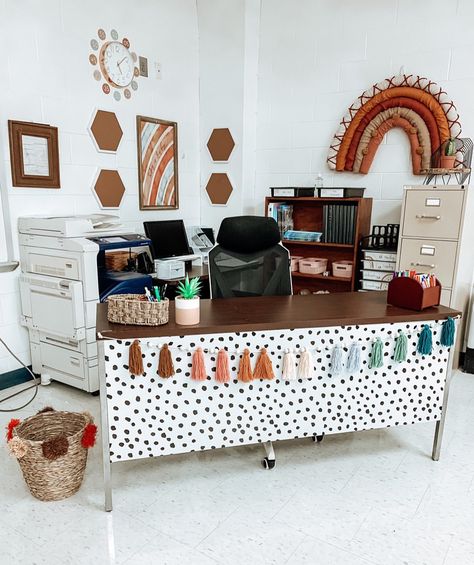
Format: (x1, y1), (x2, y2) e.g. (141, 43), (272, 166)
(397, 185), (474, 360)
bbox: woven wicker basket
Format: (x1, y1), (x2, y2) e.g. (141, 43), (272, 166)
(105, 250), (137, 271)
(107, 294), (169, 325)
(11, 410), (94, 502)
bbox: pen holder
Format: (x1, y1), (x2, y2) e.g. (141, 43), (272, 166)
(107, 294), (169, 325)
(387, 277), (442, 311)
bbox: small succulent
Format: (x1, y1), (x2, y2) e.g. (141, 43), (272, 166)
(444, 138), (456, 157)
(176, 276), (202, 299)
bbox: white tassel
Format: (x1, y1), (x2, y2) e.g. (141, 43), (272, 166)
(297, 347), (314, 380)
(330, 345), (344, 375)
(346, 342), (361, 373)
(281, 348), (297, 380)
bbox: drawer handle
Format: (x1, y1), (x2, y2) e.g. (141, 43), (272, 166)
(411, 262), (436, 268)
(70, 358), (80, 366)
(416, 214), (441, 220)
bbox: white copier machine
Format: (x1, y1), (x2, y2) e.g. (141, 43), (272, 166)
(19, 215), (151, 393)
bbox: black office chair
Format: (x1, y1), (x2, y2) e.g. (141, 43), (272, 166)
(208, 216), (292, 298)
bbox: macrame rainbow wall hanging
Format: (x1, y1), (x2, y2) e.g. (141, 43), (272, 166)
(327, 74), (462, 175)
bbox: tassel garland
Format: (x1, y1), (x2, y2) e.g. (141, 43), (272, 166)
(215, 348), (231, 383)
(417, 325), (433, 355)
(440, 317), (455, 347)
(331, 345), (344, 375)
(191, 347), (207, 381)
(158, 344), (175, 378)
(254, 348), (274, 380)
(282, 349), (297, 381)
(297, 348), (314, 380)
(238, 348), (253, 382)
(393, 331), (408, 363)
(129, 340), (144, 376)
(369, 338), (383, 369)
(346, 342), (361, 373)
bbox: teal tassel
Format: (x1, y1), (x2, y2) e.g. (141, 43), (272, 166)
(346, 342), (361, 373)
(369, 338), (383, 369)
(417, 324), (433, 355)
(440, 317), (455, 347)
(331, 345), (344, 375)
(393, 331), (408, 363)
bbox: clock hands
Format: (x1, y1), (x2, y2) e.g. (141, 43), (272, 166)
(116, 56), (127, 73)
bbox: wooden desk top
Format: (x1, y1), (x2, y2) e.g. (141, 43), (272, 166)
(96, 292), (461, 340)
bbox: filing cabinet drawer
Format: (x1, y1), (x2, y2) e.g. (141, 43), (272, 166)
(402, 190), (464, 239)
(398, 239), (457, 288)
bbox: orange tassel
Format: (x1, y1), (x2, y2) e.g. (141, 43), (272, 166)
(215, 348), (230, 383)
(238, 348), (253, 382)
(158, 344), (175, 378)
(253, 348), (274, 380)
(129, 340), (144, 376)
(192, 347), (207, 381)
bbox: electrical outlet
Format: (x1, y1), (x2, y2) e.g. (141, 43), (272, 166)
(154, 61), (162, 80)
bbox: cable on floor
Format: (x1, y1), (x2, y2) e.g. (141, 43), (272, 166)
(0, 337), (39, 412)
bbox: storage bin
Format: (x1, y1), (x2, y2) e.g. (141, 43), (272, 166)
(299, 257), (328, 275)
(387, 276), (441, 310)
(362, 259), (396, 271)
(360, 279), (389, 291)
(361, 270), (393, 282)
(105, 250), (137, 271)
(332, 260), (353, 278)
(362, 250), (397, 262)
(290, 256), (303, 272)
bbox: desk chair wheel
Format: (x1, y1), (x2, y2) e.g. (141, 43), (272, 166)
(91, 390), (100, 397)
(312, 434), (324, 443)
(262, 457), (276, 470)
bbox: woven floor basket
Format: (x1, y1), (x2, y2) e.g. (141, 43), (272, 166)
(107, 294), (169, 325)
(13, 411), (91, 501)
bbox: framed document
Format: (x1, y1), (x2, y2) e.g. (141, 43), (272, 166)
(136, 115), (179, 210)
(8, 120), (60, 188)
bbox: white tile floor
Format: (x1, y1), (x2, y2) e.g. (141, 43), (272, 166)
(1, 370), (474, 565)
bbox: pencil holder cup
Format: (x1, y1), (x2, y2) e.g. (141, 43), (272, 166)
(387, 277), (441, 311)
(107, 294), (169, 325)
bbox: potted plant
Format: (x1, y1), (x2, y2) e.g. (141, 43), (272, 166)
(440, 138), (456, 169)
(175, 276), (202, 325)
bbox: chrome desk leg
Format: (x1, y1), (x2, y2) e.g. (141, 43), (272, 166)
(432, 345), (455, 461)
(262, 441), (276, 470)
(98, 340), (113, 511)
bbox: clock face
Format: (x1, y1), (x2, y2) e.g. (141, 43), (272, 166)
(100, 41), (134, 88)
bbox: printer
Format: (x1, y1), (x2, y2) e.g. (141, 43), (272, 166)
(19, 214), (152, 393)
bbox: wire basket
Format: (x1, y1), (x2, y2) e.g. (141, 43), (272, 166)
(107, 294), (169, 326)
(7, 409), (96, 502)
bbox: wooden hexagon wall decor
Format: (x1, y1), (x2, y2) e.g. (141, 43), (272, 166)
(207, 128), (235, 161)
(89, 109), (123, 152)
(205, 173), (233, 205)
(93, 169), (125, 208)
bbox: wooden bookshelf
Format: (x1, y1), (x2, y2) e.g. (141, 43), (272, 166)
(265, 196), (373, 293)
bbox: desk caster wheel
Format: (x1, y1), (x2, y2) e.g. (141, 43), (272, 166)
(262, 457), (275, 470)
(313, 434), (324, 443)
(91, 390), (100, 397)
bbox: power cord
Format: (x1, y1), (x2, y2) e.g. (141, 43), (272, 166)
(0, 337), (39, 412)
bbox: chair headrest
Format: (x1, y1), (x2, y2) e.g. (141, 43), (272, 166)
(216, 216), (281, 253)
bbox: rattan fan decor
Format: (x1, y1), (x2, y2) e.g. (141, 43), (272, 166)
(6, 408), (97, 502)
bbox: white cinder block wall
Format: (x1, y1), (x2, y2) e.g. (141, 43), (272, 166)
(0, 0), (201, 374)
(2, 0), (474, 376)
(247, 0), (474, 223)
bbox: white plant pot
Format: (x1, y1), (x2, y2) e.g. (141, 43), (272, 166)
(175, 296), (200, 325)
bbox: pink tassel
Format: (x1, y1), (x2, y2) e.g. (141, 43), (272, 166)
(192, 347), (207, 381)
(215, 348), (230, 383)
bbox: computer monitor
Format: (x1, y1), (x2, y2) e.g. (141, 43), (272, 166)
(144, 220), (192, 259)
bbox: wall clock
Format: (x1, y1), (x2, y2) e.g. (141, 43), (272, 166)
(89, 28), (140, 101)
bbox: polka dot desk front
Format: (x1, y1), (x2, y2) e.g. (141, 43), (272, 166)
(103, 320), (451, 463)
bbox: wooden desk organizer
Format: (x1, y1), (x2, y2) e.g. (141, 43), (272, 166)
(387, 276), (441, 311)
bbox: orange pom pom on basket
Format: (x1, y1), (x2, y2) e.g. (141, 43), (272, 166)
(5, 408), (97, 502)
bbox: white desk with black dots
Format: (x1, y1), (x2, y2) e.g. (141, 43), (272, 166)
(96, 292), (460, 511)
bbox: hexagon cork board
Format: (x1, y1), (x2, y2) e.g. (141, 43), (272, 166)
(93, 169), (125, 208)
(89, 110), (123, 152)
(207, 128), (235, 162)
(205, 173), (233, 205)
